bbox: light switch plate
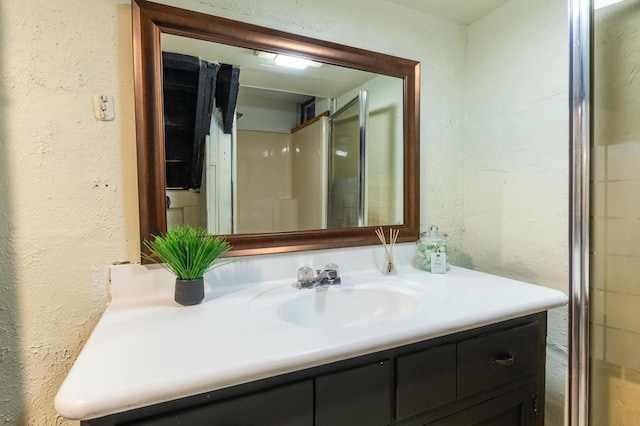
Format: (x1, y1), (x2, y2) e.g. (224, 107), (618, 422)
(92, 94), (116, 121)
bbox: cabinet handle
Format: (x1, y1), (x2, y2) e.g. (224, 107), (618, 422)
(492, 352), (515, 366)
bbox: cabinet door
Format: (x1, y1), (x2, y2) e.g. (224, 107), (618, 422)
(427, 384), (537, 426)
(315, 360), (391, 426)
(396, 343), (456, 420)
(130, 380), (313, 426)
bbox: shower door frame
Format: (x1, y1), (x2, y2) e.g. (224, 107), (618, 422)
(327, 90), (369, 228)
(568, 0), (592, 425)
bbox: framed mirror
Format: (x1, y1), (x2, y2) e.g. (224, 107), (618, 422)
(132, 0), (420, 257)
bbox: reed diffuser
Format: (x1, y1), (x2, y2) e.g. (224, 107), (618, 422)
(375, 226), (399, 275)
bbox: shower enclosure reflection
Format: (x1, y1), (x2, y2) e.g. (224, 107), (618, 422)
(160, 33), (404, 235)
(329, 91), (367, 229)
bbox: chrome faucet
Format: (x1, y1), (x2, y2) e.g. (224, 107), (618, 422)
(297, 263), (341, 289)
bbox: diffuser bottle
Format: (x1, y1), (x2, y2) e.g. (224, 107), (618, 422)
(415, 226), (448, 273)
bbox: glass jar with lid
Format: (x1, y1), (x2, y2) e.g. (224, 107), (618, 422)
(415, 226), (448, 273)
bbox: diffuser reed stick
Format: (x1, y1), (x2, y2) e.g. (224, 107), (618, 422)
(375, 227), (399, 275)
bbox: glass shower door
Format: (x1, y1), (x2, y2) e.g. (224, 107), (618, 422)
(327, 90), (368, 229)
(590, 1), (640, 423)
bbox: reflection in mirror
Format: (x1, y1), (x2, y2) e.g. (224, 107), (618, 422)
(132, 0), (419, 256)
(160, 34), (404, 235)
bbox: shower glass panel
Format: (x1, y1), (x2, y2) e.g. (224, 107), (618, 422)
(328, 91), (368, 228)
(590, 1), (640, 423)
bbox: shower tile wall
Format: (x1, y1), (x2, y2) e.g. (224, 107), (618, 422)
(590, 142), (640, 424)
(590, 2), (640, 423)
(328, 177), (359, 228)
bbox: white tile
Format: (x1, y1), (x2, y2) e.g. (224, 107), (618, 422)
(591, 144), (606, 182)
(592, 289), (606, 325)
(590, 324), (604, 361)
(606, 328), (640, 372)
(590, 254), (606, 290)
(607, 255), (640, 295)
(606, 292), (640, 333)
(606, 218), (640, 256)
(591, 182), (606, 218)
(591, 218), (607, 254)
(608, 142), (640, 181)
(608, 181), (640, 218)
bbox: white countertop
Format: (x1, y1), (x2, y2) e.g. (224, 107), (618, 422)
(55, 246), (567, 420)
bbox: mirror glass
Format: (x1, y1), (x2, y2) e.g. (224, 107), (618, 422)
(161, 34), (404, 235)
(132, 0), (419, 257)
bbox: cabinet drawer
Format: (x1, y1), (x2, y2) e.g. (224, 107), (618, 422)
(457, 322), (539, 398)
(396, 344), (456, 420)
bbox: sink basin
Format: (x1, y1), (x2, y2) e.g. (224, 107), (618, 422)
(250, 282), (422, 328)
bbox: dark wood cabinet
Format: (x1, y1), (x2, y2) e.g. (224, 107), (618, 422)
(396, 343), (457, 420)
(130, 381), (313, 426)
(457, 322), (540, 399)
(316, 360), (391, 426)
(82, 313), (547, 426)
(427, 384), (537, 426)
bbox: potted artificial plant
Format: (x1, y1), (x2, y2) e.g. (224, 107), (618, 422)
(143, 225), (231, 306)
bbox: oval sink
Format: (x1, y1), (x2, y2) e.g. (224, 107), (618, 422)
(250, 283), (421, 328)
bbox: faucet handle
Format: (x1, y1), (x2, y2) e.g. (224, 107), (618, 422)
(297, 266), (315, 288)
(324, 263), (341, 282)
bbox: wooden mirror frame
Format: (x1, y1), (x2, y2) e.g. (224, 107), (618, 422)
(132, 0), (420, 258)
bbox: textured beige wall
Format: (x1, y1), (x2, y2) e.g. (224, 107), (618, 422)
(0, 0), (466, 423)
(0, 0), (139, 423)
(463, 0), (568, 291)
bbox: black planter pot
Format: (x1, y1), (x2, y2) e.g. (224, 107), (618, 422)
(174, 277), (205, 306)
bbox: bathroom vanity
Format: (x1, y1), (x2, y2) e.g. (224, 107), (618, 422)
(55, 245), (566, 425)
(79, 313), (545, 425)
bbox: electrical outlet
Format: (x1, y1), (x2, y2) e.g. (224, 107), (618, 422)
(92, 94), (116, 121)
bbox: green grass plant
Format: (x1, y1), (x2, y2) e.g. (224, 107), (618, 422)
(143, 225), (231, 280)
